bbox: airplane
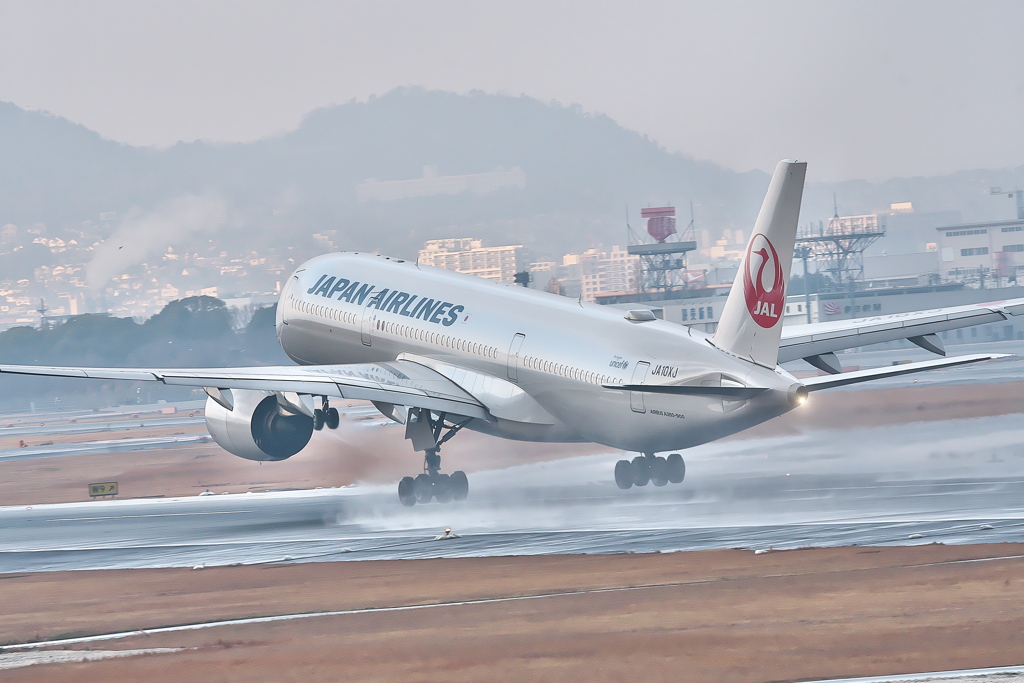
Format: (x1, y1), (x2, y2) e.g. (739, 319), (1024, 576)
(2, 160), (1021, 507)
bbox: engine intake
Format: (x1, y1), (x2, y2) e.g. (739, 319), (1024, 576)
(204, 389), (314, 461)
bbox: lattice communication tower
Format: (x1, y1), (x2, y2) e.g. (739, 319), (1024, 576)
(796, 214), (885, 295)
(627, 206), (697, 294)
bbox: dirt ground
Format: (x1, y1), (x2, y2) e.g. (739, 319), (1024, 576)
(3, 543), (1024, 682)
(1, 380), (1021, 506)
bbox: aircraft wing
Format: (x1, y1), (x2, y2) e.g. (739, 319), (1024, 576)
(800, 353), (1010, 391)
(0, 360), (491, 420)
(779, 298), (1024, 365)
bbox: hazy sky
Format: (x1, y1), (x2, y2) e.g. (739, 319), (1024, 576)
(1, 1), (1022, 182)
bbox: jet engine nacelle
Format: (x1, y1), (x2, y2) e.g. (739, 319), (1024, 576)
(204, 389), (314, 461)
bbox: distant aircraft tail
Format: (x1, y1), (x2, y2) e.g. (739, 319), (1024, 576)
(712, 159), (807, 368)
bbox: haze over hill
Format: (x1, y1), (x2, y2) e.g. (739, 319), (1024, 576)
(2, 87), (1024, 268)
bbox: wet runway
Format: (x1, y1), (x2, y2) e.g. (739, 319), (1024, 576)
(1, 339), (1022, 573)
(3, 407), (1024, 573)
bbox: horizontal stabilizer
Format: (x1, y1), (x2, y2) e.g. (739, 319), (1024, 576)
(801, 353), (1009, 392)
(603, 384), (769, 399)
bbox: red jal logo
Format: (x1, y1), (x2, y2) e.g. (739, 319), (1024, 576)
(743, 233), (785, 328)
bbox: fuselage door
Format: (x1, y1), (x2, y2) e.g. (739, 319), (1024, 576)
(629, 361), (650, 413)
(506, 333), (526, 382)
(360, 292), (379, 347)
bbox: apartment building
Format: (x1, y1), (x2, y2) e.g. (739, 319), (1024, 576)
(558, 246), (639, 302)
(417, 238), (523, 284)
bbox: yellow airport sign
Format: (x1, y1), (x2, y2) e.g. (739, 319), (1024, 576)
(89, 482), (118, 498)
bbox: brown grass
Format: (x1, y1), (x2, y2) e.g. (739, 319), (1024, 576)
(2, 544), (1023, 682)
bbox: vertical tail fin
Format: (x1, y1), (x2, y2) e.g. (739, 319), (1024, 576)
(712, 159), (807, 368)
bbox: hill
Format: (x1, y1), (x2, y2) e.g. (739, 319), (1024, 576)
(2, 88), (1023, 261)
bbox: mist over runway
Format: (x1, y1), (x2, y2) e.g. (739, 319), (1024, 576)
(4, 405), (1024, 573)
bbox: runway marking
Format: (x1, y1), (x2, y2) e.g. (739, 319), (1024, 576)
(4, 551), (1024, 652)
(45, 511), (256, 522)
(915, 553), (1024, 567)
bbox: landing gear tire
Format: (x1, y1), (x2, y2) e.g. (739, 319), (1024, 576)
(396, 410), (473, 506)
(613, 454), (686, 490)
(414, 473), (433, 503)
(666, 453), (685, 483)
(325, 407), (340, 430)
(313, 409), (325, 431)
(398, 476), (417, 507)
(650, 456), (669, 487)
(450, 471), (469, 501)
(614, 460), (634, 489)
(433, 473), (453, 503)
(631, 456), (651, 487)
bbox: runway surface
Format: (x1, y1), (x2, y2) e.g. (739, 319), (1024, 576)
(3, 406), (1024, 573)
(1, 338), (1022, 573)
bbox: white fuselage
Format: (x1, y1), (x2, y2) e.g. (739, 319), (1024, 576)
(276, 253), (803, 454)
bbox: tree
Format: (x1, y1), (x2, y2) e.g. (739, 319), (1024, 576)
(143, 296), (232, 340)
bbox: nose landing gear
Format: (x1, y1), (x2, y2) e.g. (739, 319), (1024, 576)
(614, 453), (685, 490)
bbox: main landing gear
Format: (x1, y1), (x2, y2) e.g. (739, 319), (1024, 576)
(398, 409), (470, 507)
(313, 399), (340, 430)
(614, 453), (685, 489)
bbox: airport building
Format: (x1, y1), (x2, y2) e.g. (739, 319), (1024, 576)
(935, 218), (1024, 285)
(417, 238), (523, 284)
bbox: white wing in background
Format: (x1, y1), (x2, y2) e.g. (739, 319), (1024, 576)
(779, 298), (1024, 365)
